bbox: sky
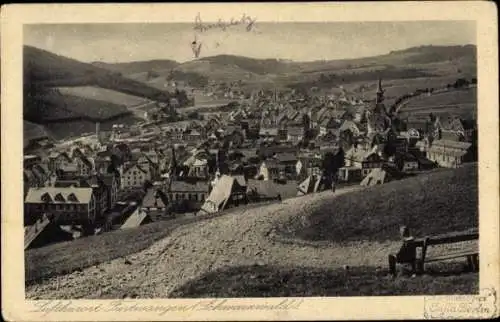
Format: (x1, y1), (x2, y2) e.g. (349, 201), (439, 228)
(24, 21), (476, 63)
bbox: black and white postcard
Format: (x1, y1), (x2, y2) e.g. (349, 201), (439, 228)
(1, 2), (499, 321)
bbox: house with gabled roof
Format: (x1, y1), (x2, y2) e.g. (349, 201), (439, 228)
(141, 188), (170, 219)
(57, 163), (80, 180)
(344, 146), (385, 176)
(296, 155), (323, 179)
(48, 151), (72, 172)
(121, 164), (150, 190)
(75, 156), (94, 177)
(259, 127), (279, 140)
(339, 120), (361, 137)
(360, 164), (402, 186)
(297, 174), (324, 196)
(137, 153), (159, 180)
(166, 179), (210, 212)
(199, 175), (247, 214)
(437, 115), (476, 143)
(24, 155), (42, 169)
(286, 126), (304, 144)
(426, 139), (473, 168)
(256, 159), (286, 181)
(319, 117), (343, 137)
(24, 187), (97, 226)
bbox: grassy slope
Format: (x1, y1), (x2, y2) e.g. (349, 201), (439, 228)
(279, 164), (478, 244)
(25, 215), (210, 284)
(170, 164), (479, 297)
(26, 166), (479, 297)
(25, 201), (280, 284)
(170, 264), (478, 297)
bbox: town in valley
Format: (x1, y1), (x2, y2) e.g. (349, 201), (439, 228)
(22, 21), (479, 298)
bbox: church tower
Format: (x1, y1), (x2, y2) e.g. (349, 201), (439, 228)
(169, 146), (177, 179)
(373, 78), (387, 116)
(375, 78), (384, 105)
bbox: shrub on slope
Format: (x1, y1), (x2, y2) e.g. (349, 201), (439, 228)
(282, 164), (478, 243)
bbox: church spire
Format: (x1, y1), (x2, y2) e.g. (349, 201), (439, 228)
(376, 78), (384, 105)
(169, 146), (177, 179)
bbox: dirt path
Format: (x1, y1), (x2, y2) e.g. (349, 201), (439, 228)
(26, 186), (400, 299)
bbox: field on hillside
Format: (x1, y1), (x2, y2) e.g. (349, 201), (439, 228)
(57, 86), (152, 107)
(43, 114), (141, 140)
(346, 76), (464, 99)
(280, 163), (478, 244)
(42, 94), (130, 120)
(399, 87), (477, 119)
(405, 87), (476, 107)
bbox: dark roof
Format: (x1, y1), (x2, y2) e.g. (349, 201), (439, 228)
(169, 180), (210, 192)
(246, 180), (280, 198)
(395, 152), (418, 162)
(54, 180), (82, 188)
(123, 164), (148, 174)
(274, 152), (298, 163)
(142, 189), (169, 208)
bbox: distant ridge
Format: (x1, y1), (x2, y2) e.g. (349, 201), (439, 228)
(92, 60), (180, 75)
(83, 44), (476, 81)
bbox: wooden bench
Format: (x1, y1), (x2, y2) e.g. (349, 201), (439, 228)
(389, 229), (479, 275)
(417, 230), (479, 273)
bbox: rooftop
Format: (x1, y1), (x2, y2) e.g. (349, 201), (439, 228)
(25, 187), (93, 204)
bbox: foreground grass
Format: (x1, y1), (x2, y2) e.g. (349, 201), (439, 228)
(280, 163), (478, 244)
(170, 263), (478, 298)
(25, 201), (279, 285)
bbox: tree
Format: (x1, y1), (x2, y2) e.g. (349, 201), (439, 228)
(143, 180), (153, 192)
(334, 147), (345, 169)
(187, 111), (200, 120)
(322, 152), (336, 177)
(453, 78), (469, 89)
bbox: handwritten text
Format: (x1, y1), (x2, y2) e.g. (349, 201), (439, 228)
(194, 13), (257, 33)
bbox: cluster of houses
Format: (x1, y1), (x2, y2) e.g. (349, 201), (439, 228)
(23, 78), (478, 248)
